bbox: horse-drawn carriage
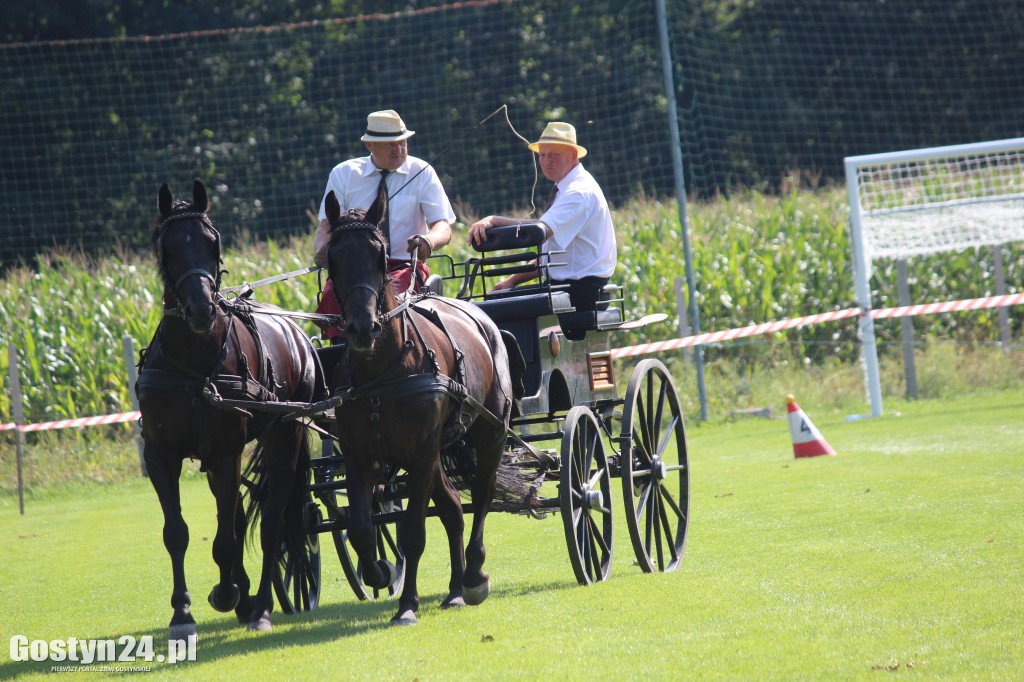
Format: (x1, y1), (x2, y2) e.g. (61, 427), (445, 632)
(138, 181), (689, 636)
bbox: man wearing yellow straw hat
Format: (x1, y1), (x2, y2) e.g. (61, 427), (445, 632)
(467, 121), (616, 320)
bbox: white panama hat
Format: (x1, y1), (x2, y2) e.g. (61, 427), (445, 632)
(360, 109), (416, 143)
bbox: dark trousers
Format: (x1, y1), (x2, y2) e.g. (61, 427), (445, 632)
(552, 276), (610, 340)
(552, 276), (610, 312)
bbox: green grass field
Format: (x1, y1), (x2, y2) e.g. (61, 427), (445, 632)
(1, 390), (1022, 680)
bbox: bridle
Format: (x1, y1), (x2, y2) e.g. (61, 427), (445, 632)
(156, 210), (225, 316)
(328, 218), (391, 323)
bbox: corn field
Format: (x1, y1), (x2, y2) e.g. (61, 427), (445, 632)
(1, 185), (1022, 431)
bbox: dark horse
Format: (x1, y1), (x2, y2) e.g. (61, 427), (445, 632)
(136, 180), (321, 639)
(324, 190), (524, 625)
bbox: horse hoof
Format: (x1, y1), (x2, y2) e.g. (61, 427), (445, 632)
(390, 610), (418, 626)
(440, 595), (466, 610)
(247, 613), (272, 632)
(207, 584), (240, 613)
(377, 559), (398, 589)
(168, 623), (197, 643)
(463, 577), (490, 606)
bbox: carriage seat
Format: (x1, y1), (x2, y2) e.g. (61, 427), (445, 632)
(472, 289), (574, 323)
(473, 222), (547, 252)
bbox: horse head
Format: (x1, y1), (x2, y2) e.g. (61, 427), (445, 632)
(153, 179), (222, 334)
(324, 189), (394, 351)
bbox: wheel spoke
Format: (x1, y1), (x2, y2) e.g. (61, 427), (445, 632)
(659, 486), (685, 521)
(380, 516), (401, 558)
(655, 413), (679, 459)
(637, 391), (653, 464)
(577, 510), (592, 577)
(644, 485), (654, 552)
(651, 488), (665, 570)
(572, 432), (587, 481)
(658, 496), (679, 566)
(652, 379), (667, 447)
(585, 516), (603, 577)
(635, 477), (652, 523)
(587, 514), (610, 557)
(298, 571), (309, 609)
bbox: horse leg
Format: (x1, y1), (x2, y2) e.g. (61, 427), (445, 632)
(205, 470), (253, 624)
(247, 429), (301, 632)
(205, 457), (243, 616)
(391, 461), (436, 626)
(345, 457), (397, 592)
(144, 446), (196, 642)
(431, 466), (467, 610)
(230, 494), (254, 624)
(463, 433), (502, 606)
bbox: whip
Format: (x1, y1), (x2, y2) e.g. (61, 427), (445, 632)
(390, 104), (542, 216)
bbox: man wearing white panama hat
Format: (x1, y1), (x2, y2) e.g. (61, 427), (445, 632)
(312, 109), (456, 342)
(467, 121), (616, 325)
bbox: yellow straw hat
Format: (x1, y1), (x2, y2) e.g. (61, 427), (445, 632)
(527, 121), (588, 159)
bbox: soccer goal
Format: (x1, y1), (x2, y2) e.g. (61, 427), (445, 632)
(845, 137), (1024, 416)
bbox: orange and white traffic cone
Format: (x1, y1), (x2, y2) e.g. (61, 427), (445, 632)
(786, 394), (836, 458)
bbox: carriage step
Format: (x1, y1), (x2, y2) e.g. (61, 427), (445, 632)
(515, 430), (563, 443)
(310, 455), (343, 467)
(309, 478), (349, 493)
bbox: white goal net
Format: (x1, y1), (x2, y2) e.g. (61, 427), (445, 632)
(845, 137), (1024, 416)
(851, 141), (1024, 260)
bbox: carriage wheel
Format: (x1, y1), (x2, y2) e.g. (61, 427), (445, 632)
(559, 405), (613, 585)
(333, 491), (406, 601)
(272, 498), (322, 613)
(618, 359), (690, 573)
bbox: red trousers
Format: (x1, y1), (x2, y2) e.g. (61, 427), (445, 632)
(315, 259), (430, 342)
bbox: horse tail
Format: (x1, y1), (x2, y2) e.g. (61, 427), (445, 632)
(439, 437), (477, 494)
(279, 432), (313, 585)
(241, 443), (266, 543)
(242, 427), (313, 578)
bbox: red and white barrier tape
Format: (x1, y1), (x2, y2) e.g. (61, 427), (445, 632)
(611, 292), (1023, 359)
(1, 411), (140, 434)
(2, 292), (1020, 431)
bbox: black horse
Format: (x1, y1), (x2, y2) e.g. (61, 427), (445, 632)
(136, 180), (321, 639)
(324, 190), (527, 625)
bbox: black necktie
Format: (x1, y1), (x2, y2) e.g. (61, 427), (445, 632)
(376, 169), (390, 248)
(546, 183), (558, 211)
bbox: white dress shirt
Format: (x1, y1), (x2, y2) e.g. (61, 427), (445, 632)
(539, 163), (617, 280)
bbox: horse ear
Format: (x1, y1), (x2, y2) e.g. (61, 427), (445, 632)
(325, 190), (341, 224)
(192, 179), (210, 213)
(158, 183), (173, 216)
(365, 185), (387, 228)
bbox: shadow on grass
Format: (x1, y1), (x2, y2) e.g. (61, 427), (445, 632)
(0, 579), (577, 676)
